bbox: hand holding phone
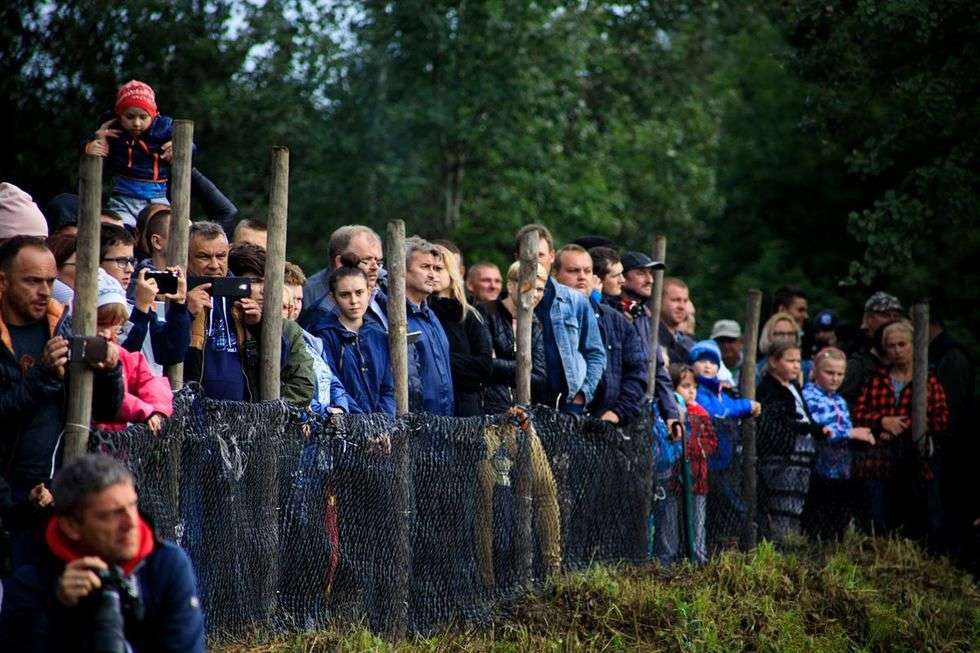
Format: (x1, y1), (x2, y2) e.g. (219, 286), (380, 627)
(144, 269), (179, 295)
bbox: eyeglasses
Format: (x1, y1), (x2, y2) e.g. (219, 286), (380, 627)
(101, 256), (137, 270)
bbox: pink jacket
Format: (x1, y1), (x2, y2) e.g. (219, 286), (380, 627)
(94, 347), (173, 431)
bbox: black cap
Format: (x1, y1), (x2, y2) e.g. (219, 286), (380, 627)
(572, 235), (616, 250)
(620, 251), (666, 273)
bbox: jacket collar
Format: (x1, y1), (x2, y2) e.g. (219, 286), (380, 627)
(696, 374), (722, 394)
(46, 513), (156, 577)
(0, 299), (64, 355)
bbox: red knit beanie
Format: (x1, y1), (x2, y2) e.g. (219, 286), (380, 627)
(115, 80), (158, 117)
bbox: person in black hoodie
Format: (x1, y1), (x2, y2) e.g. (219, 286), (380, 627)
(430, 244), (493, 417)
(756, 340), (829, 542)
(478, 260), (549, 414)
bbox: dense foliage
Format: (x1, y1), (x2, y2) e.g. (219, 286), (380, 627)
(1, 1), (976, 351)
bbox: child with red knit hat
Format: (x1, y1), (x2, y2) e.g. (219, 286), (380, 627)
(84, 80), (176, 229)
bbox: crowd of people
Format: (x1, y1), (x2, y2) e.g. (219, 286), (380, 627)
(0, 80), (975, 650)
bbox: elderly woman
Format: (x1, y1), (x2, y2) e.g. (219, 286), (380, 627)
(757, 311), (811, 385)
(853, 320), (948, 545)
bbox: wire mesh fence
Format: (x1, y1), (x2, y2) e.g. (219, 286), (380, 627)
(88, 386), (877, 639)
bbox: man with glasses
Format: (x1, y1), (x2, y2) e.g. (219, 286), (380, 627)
(99, 224), (190, 374)
(299, 224), (388, 332)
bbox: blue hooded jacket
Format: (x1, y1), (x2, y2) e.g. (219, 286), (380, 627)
(313, 312), (395, 415)
(406, 299), (455, 415)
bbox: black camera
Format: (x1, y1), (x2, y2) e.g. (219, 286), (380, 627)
(627, 300), (646, 319)
(88, 565), (144, 653)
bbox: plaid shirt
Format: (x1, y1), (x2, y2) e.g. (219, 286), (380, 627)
(852, 366), (948, 480)
(803, 382), (853, 479)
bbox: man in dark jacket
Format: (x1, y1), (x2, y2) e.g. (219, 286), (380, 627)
(593, 247), (680, 426)
(0, 236), (124, 568)
(553, 244), (648, 424)
(0, 454), (205, 652)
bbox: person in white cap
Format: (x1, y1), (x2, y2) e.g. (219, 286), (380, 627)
(0, 183), (48, 243)
(711, 319), (744, 387)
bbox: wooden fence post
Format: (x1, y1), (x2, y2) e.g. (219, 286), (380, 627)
(739, 289), (763, 550)
(514, 230), (539, 586)
(259, 147), (288, 401)
(386, 220), (411, 637)
(645, 235), (667, 400)
(515, 231), (539, 405)
(164, 120), (193, 390)
(63, 155), (102, 463)
(911, 301), (930, 455)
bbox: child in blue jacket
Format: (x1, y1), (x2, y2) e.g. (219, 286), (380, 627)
(690, 339), (760, 549)
(84, 80), (175, 228)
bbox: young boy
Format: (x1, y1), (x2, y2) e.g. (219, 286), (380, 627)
(689, 339), (760, 549)
(84, 80), (175, 229)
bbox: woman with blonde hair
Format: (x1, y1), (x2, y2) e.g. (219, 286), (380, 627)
(757, 311), (811, 384)
(429, 243), (493, 416)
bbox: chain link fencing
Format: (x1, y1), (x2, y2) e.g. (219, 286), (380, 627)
(89, 386), (879, 640)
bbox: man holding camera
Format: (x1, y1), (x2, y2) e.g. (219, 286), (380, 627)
(0, 454), (205, 652)
(0, 236), (124, 569)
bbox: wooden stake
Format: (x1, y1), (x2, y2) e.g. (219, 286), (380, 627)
(739, 289), (762, 550)
(911, 301), (930, 455)
(645, 235), (667, 400)
(386, 220), (411, 637)
(165, 120), (193, 390)
(259, 147), (289, 401)
(64, 155), (102, 462)
(515, 231), (539, 405)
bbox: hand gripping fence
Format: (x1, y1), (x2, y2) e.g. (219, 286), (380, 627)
(87, 386), (764, 639)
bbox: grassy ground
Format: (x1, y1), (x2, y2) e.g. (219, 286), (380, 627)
(215, 533), (979, 652)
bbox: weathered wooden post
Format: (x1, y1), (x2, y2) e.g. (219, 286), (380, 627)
(911, 301), (930, 455)
(515, 231), (539, 405)
(64, 155), (102, 463)
(164, 120), (193, 390)
(259, 146), (289, 401)
(645, 235), (667, 400)
(386, 219), (412, 637)
(739, 289), (763, 550)
(514, 230), (539, 585)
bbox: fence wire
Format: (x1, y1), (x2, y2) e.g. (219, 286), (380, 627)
(88, 386), (899, 639)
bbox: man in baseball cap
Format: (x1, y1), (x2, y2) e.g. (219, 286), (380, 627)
(840, 291), (905, 404)
(710, 319), (743, 387)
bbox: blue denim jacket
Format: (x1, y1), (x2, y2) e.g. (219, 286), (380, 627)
(541, 278), (606, 405)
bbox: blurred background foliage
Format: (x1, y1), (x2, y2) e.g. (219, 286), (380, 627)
(2, 0), (977, 355)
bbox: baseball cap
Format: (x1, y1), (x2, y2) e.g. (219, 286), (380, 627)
(864, 291), (902, 314)
(572, 235), (616, 250)
(710, 319), (742, 340)
(814, 310), (839, 331)
(620, 251), (666, 274)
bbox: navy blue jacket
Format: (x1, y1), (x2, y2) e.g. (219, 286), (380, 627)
(407, 299), (455, 415)
(89, 114), (174, 195)
(122, 301), (191, 366)
(0, 534), (205, 653)
(589, 299), (648, 423)
(313, 312), (396, 415)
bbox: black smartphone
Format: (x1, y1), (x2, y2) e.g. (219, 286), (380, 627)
(144, 269), (178, 294)
(187, 276), (252, 299)
(69, 335), (108, 365)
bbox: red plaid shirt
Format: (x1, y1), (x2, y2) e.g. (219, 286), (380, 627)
(673, 402), (718, 495)
(852, 366), (948, 480)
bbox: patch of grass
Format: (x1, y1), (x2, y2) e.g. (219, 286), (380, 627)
(214, 533), (980, 652)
